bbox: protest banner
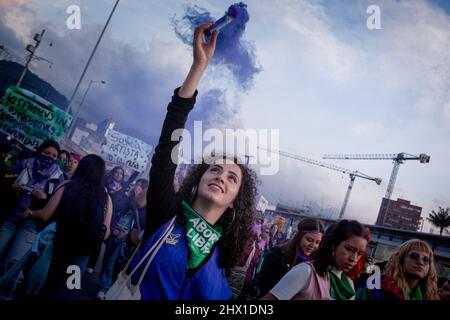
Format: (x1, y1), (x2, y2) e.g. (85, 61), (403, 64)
(100, 129), (152, 173)
(0, 86), (72, 151)
(256, 195), (269, 214)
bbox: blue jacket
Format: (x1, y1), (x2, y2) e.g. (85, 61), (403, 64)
(130, 219), (232, 300)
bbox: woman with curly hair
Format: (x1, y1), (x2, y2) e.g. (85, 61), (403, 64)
(261, 220), (368, 300)
(356, 239), (440, 300)
(124, 22), (258, 300)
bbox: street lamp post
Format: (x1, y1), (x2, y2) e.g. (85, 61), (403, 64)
(66, 80), (106, 142)
(77, 80), (106, 117)
(66, 0), (120, 114)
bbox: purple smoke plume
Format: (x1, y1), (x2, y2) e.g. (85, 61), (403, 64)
(172, 2), (262, 91)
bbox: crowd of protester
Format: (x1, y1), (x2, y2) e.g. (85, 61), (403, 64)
(0, 22), (448, 301)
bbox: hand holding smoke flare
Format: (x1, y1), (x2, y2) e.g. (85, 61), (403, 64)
(204, 4), (240, 37)
(172, 2), (261, 91)
(172, 2), (261, 132)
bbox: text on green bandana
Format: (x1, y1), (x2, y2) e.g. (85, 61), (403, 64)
(182, 201), (222, 270)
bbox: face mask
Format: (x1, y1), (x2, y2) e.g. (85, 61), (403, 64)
(38, 154), (55, 169)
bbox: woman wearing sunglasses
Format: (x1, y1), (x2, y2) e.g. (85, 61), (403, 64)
(357, 239), (440, 300)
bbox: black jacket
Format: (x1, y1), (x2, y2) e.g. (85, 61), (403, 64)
(257, 246), (291, 298)
(143, 88), (197, 241)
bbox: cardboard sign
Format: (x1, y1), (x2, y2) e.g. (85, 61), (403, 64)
(101, 129), (152, 173)
(256, 195), (269, 213)
(0, 86), (72, 151)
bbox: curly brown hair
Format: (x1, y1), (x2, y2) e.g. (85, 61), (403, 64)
(177, 157), (258, 271)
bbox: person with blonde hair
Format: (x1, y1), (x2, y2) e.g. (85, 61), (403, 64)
(356, 239), (440, 300)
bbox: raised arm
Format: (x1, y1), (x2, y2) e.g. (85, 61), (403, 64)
(179, 23), (219, 98)
(144, 22), (219, 238)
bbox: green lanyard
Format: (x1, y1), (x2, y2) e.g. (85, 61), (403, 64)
(182, 201), (222, 270)
(328, 271), (355, 300)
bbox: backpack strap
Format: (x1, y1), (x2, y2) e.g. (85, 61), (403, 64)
(124, 216), (176, 279)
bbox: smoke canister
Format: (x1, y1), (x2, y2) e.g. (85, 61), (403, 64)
(204, 4), (239, 36)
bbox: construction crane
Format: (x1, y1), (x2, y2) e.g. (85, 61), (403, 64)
(322, 153), (430, 199)
(259, 147), (382, 219)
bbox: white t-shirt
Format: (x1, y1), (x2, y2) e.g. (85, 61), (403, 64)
(270, 263), (354, 300)
(270, 262), (312, 300)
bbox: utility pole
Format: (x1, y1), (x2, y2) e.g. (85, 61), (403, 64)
(67, 0), (120, 114)
(66, 80), (106, 140)
(17, 29), (45, 87)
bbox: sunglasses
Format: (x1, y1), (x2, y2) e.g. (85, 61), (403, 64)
(408, 252), (431, 265)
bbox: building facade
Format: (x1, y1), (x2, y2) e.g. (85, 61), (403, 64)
(376, 198), (422, 231)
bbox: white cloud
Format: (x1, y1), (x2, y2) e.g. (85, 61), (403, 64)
(368, 0), (450, 121)
(281, 1), (364, 82)
(2, 0), (450, 229)
(2, 5), (36, 43)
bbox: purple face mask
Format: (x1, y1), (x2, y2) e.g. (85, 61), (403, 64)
(37, 154), (55, 169)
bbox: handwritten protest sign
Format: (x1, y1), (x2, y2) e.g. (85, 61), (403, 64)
(0, 86), (72, 151)
(101, 129), (152, 173)
(256, 195), (269, 214)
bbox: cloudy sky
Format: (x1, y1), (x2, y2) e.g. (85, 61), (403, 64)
(1, 0), (449, 233)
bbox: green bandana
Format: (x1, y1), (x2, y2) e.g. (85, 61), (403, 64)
(404, 285), (423, 300)
(56, 159), (66, 170)
(328, 271), (355, 300)
(182, 201), (222, 270)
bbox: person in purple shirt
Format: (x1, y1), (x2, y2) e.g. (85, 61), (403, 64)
(0, 140), (64, 275)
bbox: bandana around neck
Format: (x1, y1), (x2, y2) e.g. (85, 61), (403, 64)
(297, 251), (310, 264)
(404, 284), (423, 300)
(328, 270), (355, 300)
(182, 201), (222, 270)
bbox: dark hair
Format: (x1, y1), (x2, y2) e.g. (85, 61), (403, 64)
(135, 178), (149, 189)
(105, 166), (125, 190)
(178, 157), (258, 270)
(270, 224), (279, 233)
(312, 220), (368, 276)
(55, 154), (108, 255)
(36, 140), (60, 155)
(281, 218), (325, 268)
(110, 166), (125, 181)
(72, 154), (106, 183)
(438, 277), (449, 289)
(59, 150), (70, 158)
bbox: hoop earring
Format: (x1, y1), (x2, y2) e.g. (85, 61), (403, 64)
(229, 208), (236, 225)
(191, 185), (198, 203)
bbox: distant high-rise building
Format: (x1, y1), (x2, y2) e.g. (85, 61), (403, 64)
(376, 198), (422, 231)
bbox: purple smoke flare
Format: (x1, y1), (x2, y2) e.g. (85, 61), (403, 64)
(172, 2), (262, 91)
